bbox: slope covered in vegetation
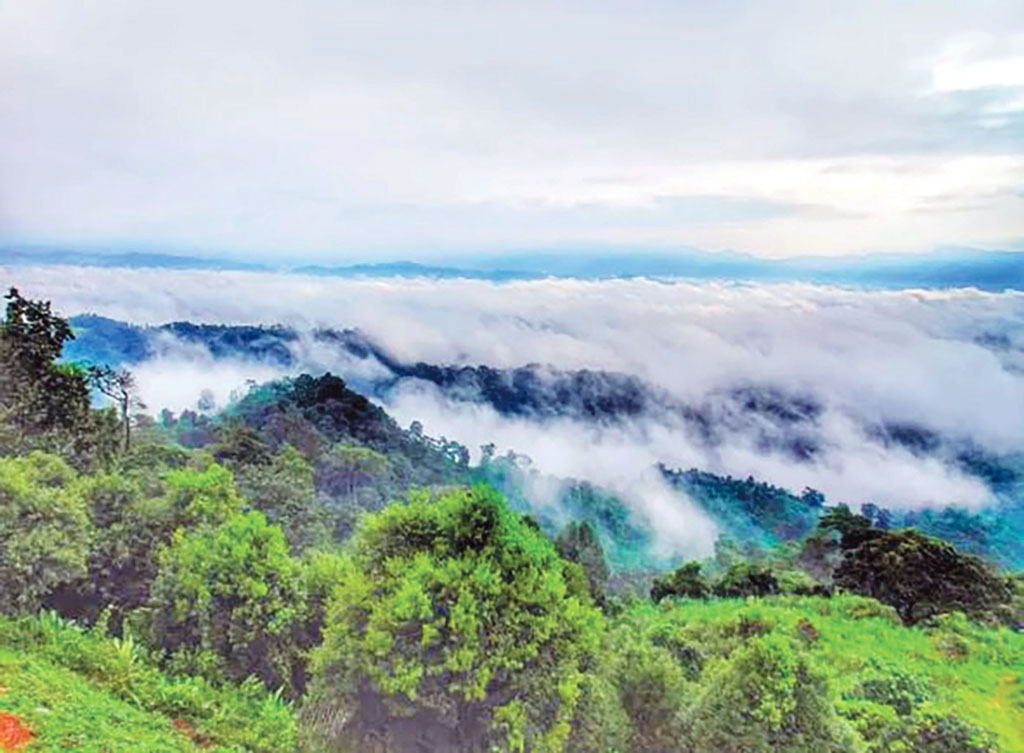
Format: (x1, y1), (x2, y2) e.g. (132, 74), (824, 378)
(1, 286), (1023, 752)
(0, 612), (296, 751)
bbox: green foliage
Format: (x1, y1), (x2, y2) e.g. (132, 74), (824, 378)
(557, 521), (612, 606)
(146, 511), (308, 695)
(0, 288), (119, 467)
(0, 611), (297, 751)
(235, 444), (329, 553)
(651, 561), (709, 603)
(713, 562), (780, 598)
(606, 623), (689, 750)
(318, 442), (390, 500)
(689, 632), (857, 753)
(162, 461), (244, 528)
(665, 467), (818, 543)
(834, 529), (1013, 624)
(819, 504), (884, 551)
(0, 452), (92, 614)
(305, 485), (605, 752)
(607, 595), (1024, 753)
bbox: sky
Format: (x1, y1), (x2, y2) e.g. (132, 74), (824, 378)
(2, 0), (1024, 261)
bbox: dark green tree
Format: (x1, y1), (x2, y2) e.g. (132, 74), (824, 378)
(713, 562), (780, 598)
(819, 504), (883, 551)
(833, 530), (1012, 625)
(650, 561), (709, 603)
(0, 288), (112, 465)
(556, 521), (611, 605)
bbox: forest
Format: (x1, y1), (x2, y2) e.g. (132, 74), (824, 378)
(1, 285), (1023, 752)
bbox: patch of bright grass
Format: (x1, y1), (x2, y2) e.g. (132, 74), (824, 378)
(618, 594), (1024, 752)
(0, 613), (297, 752)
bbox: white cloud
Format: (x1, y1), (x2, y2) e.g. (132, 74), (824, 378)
(8, 266), (1022, 523)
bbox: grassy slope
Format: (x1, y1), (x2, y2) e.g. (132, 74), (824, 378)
(618, 595), (1024, 752)
(0, 614), (297, 753)
(0, 648), (190, 752)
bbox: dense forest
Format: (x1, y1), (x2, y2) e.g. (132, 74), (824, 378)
(1, 286), (1023, 752)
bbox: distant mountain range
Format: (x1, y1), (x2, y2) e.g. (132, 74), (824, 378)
(0, 248), (267, 271)
(65, 314), (1020, 475)
(60, 313), (1024, 568)
(3, 245), (1023, 290)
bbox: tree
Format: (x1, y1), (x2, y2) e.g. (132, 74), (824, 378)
(146, 511), (308, 695)
(688, 633), (857, 753)
(212, 420), (274, 467)
(713, 562), (780, 598)
(46, 459), (247, 629)
(818, 504), (883, 551)
(833, 530), (1012, 625)
(304, 486), (604, 753)
(651, 561), (709, 603)
(608, 632), (688, 751)
(0, 288), (97, 457)
(88, 364), (144, 451)
(0, 452), (93, 614)
(235, 444), (329, 553)
(316, 442), (389, 506)
(556, 521), (611, 606)
(801, 487), (826, 509)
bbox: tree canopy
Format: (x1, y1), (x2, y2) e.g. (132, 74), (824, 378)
(305, 485), (605, 753)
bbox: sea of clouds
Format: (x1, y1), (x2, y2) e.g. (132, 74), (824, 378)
(6, 265), (1023, 555)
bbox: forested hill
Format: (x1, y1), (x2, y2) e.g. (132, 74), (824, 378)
(61, 313), (1024, 571)
(3, 287), (1024, 752)
(66, 314), (1024, 465)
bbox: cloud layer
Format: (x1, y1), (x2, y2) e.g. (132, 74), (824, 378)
(8, 266), (1023, 525)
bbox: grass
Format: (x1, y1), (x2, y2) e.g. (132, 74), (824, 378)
(0, 613), (297, 752)
(617, 594), (1024, 752)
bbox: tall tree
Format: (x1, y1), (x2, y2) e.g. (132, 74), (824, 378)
(0, 287), (92, 437)
(88, 364), (144, 451)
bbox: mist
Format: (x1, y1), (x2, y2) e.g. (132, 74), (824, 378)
(5, 265), (1022, 534)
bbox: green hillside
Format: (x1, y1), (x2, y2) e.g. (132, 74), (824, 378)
(0, 613), (295, 752)
(1, 286), (1022, 752)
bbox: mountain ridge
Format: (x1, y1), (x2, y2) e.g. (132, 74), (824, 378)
(4, 245), (1023, 290)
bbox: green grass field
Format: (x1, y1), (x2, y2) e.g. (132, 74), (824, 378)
(0, 613), (297, 752)
(613, 595), (1024, 752)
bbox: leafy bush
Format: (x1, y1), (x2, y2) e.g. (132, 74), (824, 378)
(0, 453), (92, 614)
(304, 485), (605, 752)
(146, 511), (307, 695)
(0, 611), (297, 751)
(687, 632), (857, 753)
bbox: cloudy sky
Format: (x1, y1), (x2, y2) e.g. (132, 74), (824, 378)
(2, 0), (1024, 261)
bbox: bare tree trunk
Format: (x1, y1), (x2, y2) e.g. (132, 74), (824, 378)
(122, 394), (130, 451)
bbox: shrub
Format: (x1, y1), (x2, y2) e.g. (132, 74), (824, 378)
(304, 485), (604, 752)
(688, 633), (857, 753)
(146, 511), (307, 695)
(0, 453), (92, 614)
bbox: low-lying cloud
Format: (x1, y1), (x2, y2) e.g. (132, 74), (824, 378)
(6, 266), (1023, 527)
